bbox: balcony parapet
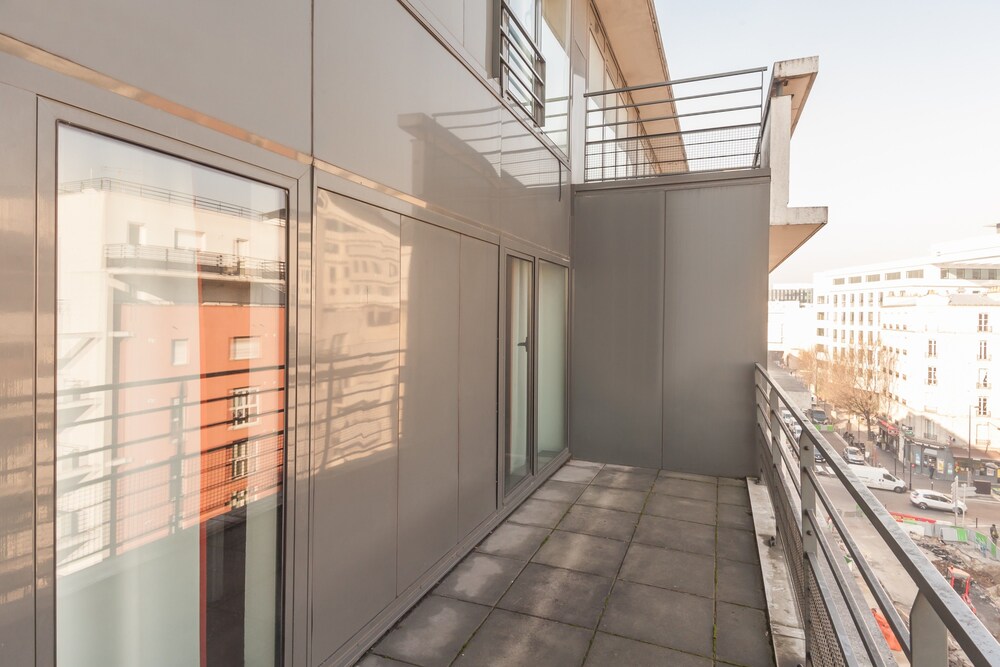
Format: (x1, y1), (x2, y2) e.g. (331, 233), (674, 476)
(755, 363), (1000, 666)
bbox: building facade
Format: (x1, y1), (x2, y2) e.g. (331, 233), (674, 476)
(0, 1), (823, 665)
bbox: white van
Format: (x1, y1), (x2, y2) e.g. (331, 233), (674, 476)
(849, 464), (906, 493)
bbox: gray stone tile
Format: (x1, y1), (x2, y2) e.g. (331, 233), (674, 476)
(498, 563), (613, 629)
(604, 463), (659, 475)
(599, 581), (714, 658)
(644, 494), (716, 526)
(619, 543), (715, 597)
(355, 655), (414, 667)
(565, 459), (604, 470)
(551, 465), (600, 484)
(716, 601), (775, 667)
(508, 498), (572, 529)
(584, 633), (712, 667)
(577, 486), (648, 513)
(719, 476), (748, 487)
(653, 477), (718, 502)
(434, 553), (525, 606)
(591, 468), (657, 492)
(719, 484), (751, 507)
(632, 514), (716, 557)
(557, 504), (639, 541)
(531, 479), (588, 504)
(718, 503), (755, 531)
(476, 523), (551, 560)
(717, 558), (766, 610)
(453, 609), (592, 667)
(532, 529), (628, 578)
(717, 526), (760, 565)
(659, 470), (720, 485)
(374, 595), (490, 667)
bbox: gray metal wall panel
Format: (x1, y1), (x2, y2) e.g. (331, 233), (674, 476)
(0, 82), (35, 667)
(314, 0), (571, 256)
(458, 236), (499, 538)
(661, 184), (769, 478)
(0, 2), (312, 154)
(310, 192), (401, 664)
(499, 115), (572, 256)
(570, 190), (664, 468)
(315, 0), (502, 232)
(397, 218), (461, 592)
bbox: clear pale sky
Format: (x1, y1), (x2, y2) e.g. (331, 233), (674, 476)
(654, 0), (1000, 283)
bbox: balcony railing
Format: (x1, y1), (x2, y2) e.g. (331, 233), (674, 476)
(105, 244), (287, 281)
(583, 67), (766, 182)
(754, 364), (1000, 666)
(496, 0), (545, 126)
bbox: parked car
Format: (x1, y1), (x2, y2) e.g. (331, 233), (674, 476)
(841, 446), (865, 465)
(849, 464), (906, 493)
(909, 489), (967, 514)
(809, 408), (828, 425)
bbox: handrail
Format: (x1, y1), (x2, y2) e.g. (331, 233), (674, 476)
(583, 66), (765, 182)
(754, 363), (1000, 666)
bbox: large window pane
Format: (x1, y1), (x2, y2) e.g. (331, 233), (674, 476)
(56, 126), (287, 667)
(537, 261), (568, 465)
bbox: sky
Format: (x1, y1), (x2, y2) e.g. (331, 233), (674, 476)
(653, 0), (1000, 284)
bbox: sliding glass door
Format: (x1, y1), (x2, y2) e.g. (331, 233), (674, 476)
(505, 256), (534, 492)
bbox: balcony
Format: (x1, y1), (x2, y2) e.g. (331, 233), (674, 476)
(358, 461), (776, 666)
(104, 243), (287, 281)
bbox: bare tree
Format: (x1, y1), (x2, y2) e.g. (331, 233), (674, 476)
(828, 341), (897, 438)
(796, 345), (832, 402)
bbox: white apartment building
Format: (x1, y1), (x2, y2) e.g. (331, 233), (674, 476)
(813, 232), (1000, 477)
(768, 282), (814, 361)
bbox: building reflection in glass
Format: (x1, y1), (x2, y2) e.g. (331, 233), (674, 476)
(56, 126), (286, 667)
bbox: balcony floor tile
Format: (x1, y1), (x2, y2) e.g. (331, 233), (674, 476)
(358, 460), (774, 667)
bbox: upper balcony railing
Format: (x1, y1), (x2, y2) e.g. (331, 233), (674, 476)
(754, 364), (1000, 666)
(584, 67), (766, 183)
(105, 243), (287, 281)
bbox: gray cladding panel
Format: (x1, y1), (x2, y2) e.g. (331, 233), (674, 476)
(314, 0), (571, 256)
(0, 1), (311, 153)
(310, 192), (401, 664)
(397, 218), (461, 592)
(661, 184), (768, 478)
(458, 236), (499, 538)
(0, 82), (36, 667)
(570, 190), (664, 468)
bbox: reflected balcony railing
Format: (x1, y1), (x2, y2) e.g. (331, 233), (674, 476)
(583, 67), (767, 182)
(105, 243), (287, 281)
(754, 363), (1000, 665)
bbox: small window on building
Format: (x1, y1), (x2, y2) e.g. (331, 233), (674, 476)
(230, 387), (259, 428)
(927, 367), (937, 385)
(906, 269), (924, 279)
(171, 339), (189, 366)
(866, 274), (880, 283)
(885, 272), (901, 281)
(230, 336), (261, 360)
(928, 339), (937, 357)
(979, 313), (990, 332)
(230, 439), (251, 479)
(128, 222), (146, 245)
(978, 396), (989, 417)
(833, 278), (845, 285)
(496, 0), (546, 125)
(980, 340), (989, 361)
(849, 276), (862, 284)
(979, 368), (990, 389)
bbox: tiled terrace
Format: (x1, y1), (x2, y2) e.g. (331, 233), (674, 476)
(357, 460), (774, 667)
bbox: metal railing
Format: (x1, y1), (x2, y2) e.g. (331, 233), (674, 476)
(105, 243), (287, 281)
(583, 67), (766, 182)
(497, 0), (545, 126)
(59, 177), (287, 224)
(754, 363), (1000, 666)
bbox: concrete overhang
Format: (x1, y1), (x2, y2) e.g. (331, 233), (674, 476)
(770, 57), (819, 137)
(591, 0), (686, 172)
(767, 56), (827, 272)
